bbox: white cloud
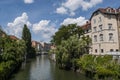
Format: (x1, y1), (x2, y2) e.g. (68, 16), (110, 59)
(32, 20), (57, 42)
(7, 12), (31, 38)
(6, 13), (57, 42)
(56, 0), (103, 16)
(56, 7), (68, 14)
(61, 16), (88, 26)
(24, 0), (34, 4)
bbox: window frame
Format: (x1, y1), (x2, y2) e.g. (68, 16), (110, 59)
(93, 27), (97, 32)
(108, 23), (112, 30)
(99, 24), (102, 31)
(99, 34), (103, 41)
(94, 35), (97, 42)
(109, 33), (113, 41)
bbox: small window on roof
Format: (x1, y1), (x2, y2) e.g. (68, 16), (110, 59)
(107, 8), (111, 13)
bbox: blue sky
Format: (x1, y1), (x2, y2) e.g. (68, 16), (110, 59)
(0, 0), (119, 42)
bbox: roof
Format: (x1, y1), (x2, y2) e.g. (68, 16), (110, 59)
(81, 21), (91, 30)
(9, 35), (19, 40)
(32, 40), (43, 47)
(90, 7), (120, 20)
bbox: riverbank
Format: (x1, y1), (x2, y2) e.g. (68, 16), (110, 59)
(77, 54), (120, 79)
(0, 60), (22, 80)
(49, 52), (120, 80)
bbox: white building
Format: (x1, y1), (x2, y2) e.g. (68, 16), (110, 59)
(83, 7), (120, 55)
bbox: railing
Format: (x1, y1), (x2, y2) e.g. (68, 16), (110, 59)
(106, 52), (120, 56)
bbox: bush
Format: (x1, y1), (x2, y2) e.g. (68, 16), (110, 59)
(77, 54), (120, 79)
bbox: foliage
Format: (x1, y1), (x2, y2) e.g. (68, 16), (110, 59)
(0, 25), (6, 37)
(55, 35), (91, 70)
(51, 24), (84, 45)
(0, 36), (26, 80)
(77, 54), (120, 79)
(22, 24), (36, 58)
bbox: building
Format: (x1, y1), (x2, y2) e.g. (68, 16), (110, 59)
(83, 7), (120, 55)
(42, 42), (51, 52)
(9, 35), (19, 40)
(32, 41), (43, 52)
(0, 28), (6, 38)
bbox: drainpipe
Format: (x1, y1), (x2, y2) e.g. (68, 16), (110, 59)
(116, 14), (120, 51)
(99, 43), (101, 55)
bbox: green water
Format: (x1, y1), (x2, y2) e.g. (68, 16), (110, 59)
(10, 55), (91, 80)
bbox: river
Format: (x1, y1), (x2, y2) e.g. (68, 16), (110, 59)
(10, 55), (91, 80)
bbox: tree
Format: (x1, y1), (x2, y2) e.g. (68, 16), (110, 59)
(55, 35), (91, 70)
(52, 24), (84, 45)
(22, 24), (35, 58)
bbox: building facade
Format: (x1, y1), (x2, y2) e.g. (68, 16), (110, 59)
(83, 7), (120, 55)
(32, 41), (43, 52)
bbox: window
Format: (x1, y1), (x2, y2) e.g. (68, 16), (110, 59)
(95, 49), (97, 53)
(99, 34), (103, 41)
(99, 25), (102, 31)
(108, 15), (111, 19)
(116, 49), (119, 52)
(99, 17), (102, 22)
(94, 35), (97, 42)
(101, 49), (104, 53)
(93, 27), (97, 32)
(108, 23), (112, 29)
(87, 35), (89, 38)
(107, 8), (111, 13)
(86, 30), (89, 33)
(93, 19), (96, 24)
(110, 49), (113, 52)
(109, 33), (113, 41)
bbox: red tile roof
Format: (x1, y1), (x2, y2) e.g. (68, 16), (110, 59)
(9, 35), (19, 40)
(90, 7), (120, 20)
(81, 21), (91, 30)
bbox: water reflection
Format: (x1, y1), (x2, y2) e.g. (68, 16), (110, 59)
(10, 55), (91, 80)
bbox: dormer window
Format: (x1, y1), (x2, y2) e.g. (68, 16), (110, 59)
(114, 8), (117, 13)
(107, 8), (111, 13)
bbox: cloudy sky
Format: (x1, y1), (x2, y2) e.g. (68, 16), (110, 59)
(0, 0), (119, 42)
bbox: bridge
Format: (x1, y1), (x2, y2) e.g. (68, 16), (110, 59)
(36, 51), (48, 55)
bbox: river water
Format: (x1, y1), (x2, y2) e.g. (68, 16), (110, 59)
(10, 55), (91, 80)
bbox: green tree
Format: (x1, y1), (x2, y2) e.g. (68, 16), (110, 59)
(22, 24), (35, 58)
(56, 35), (91, 70)
(52, 24), (84, 45)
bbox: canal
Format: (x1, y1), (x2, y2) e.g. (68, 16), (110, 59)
(10, 55), (91, 80)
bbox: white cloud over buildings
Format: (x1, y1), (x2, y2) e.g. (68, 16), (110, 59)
(61, 16), (88, 26)
(32, 20), (57, 42)
(7, 12), (31, 38)
(56, 0), (103, 16)
(7, 13), (57, 42)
